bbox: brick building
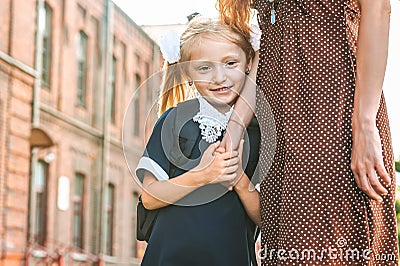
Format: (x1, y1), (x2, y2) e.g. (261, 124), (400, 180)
(0, 0), (162, 265)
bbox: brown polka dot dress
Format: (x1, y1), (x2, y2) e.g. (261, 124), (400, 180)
(254, 0), (399, 265)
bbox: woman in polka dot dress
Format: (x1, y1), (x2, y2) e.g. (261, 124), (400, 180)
(218, 0), (399, 265)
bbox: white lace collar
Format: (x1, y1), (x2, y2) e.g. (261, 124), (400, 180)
(193, 96), (234, 143)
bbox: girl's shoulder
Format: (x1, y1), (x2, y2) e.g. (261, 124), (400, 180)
(159, 98), (199, 116)
(157, 98), (200, 125)
(175, 98), (200, 110)
(151, 99), (200, 142)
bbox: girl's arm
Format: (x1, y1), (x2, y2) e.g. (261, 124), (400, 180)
(234, 172), (261, 227)
(222, 51), (259, 151)
(141, 171), (206, 210)
(141, 142), (240, 210)
(351, 0), (391, 201)
(231, 140), (261, 227)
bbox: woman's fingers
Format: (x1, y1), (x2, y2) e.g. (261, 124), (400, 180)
(350, 125), (391, 202)
(353, 165), (388, 201)
(351, 155), (390, 201)
(375, 160), (391, 186)
(354, 171), (383, 202)
(367, 169), (388, 196)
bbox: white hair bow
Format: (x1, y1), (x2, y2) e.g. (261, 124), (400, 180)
(250, 23), (262, 51)
(249, 9), (262, 52)
(159, 30), (181, 64)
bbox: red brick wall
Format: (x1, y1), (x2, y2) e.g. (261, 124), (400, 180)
(0, 0), (11, 53)
(9, 0), (37, 66)
(0, 0), (161, 265)
(0, 0), (36, 263)
(0, 63), (34, 265)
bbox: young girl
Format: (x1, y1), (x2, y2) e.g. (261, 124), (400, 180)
(135, 17), (261, 266)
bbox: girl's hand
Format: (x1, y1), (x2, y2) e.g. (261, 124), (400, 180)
(351, 121), (391, 202)
(195, 141), (240, 186)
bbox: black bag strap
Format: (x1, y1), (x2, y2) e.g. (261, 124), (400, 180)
(169, 99), (201, 174)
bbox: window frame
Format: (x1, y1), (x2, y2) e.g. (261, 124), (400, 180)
(77, 30), (88, 107)
(133, 74), (141, 136)
(40, 3), (52, 88)
(34, 160), (49, 246)
(72, 173), (85, 249)
(105, 183), (115, 255)
(110, 56), (117, 124)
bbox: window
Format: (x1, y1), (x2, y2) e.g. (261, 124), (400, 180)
(135, 73), (141, 90)
(77, 4), (86, 20)
(92, 17), (101, 67)
(145, 62), (150, 79)
(133, 74), (141, 136)
(135, 53), (140, 68)
(145, 62), (152, 103)
(40, 3), (52, 87)
(73, 173), (85, 249)
(105, 184), (115, 255)
(34, 161), (48, 246)
(131, 192), (139, 257)
(77, 30), (88, 107)
(121, 42), (127, 86)
(91, 17), (101, 81)
(110, 56), (117, 124)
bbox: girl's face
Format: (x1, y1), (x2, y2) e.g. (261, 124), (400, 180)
(187, 37), (251, 112)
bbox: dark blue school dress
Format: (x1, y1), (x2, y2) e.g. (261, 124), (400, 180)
(136, 100), (260, 266)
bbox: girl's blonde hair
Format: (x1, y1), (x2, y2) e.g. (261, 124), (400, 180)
(158, 17), (255, 115)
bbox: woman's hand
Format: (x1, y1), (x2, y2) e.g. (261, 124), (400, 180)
(221, 119), (245, 152)
(351, 0), (391, 202)
(351, 120), (391, 202)
(233, 139), (246, 189)
(194, 141), (240, 186)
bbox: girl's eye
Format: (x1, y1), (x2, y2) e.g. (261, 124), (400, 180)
(226, 61), (238, 67)
(198, 65), (211, 71)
